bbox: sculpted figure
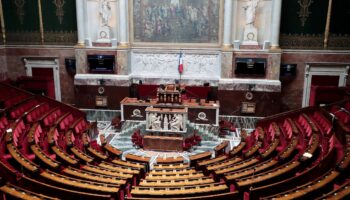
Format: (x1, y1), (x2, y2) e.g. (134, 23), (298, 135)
(243, 0), (259, 26)
(99, 0), (111, 26)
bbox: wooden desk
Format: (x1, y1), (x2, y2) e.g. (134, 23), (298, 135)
(120, 97), (219, 125)
(189, 151), (212, 163)
(214, 140), (229, 156)
(229, 142), (246, 157)
(63, 167), (126, 185)
(197, 155), (228, 167)
(82, 164), (133, 179)
(70, 147), (94, 163)
(139, 177), (215, 187)
(0, 184), (59, 200)
(51, 146), (78, 165)
(40, 170), (119, 194)
(30, 144), (60, 169)
(125, 154), (150, 164)
(7, 143), (39, 173)
(153, 163), (190, 170)
(144, 135), (183, 152)
(156, 156), (184, 164)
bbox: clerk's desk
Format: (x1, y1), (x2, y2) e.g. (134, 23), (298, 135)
(120, 97), (219, 126)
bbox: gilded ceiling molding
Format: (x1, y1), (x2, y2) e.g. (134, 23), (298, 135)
(53, 0), (65, 24)
(297, 0), (313, 27)
(14, 0), (25, 24)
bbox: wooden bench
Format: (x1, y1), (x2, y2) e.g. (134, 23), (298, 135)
(315, 179), (350, 200)
(0, 183), (59, 200)
(229, 141), (246, 157)
(262, 170), (339, 200)
(206, 157), (245, 171)
(139, 177), (215, 187)
(7, 143), (39, 173)
(278, 136), (298, 160)
(236, 160), (301, 189)
(40, 170), (120, 194)
(62, 167), (127, 185)
(189, 151), (212, 166)
(156, 156), (184, 164)
(145, 172), (205, 180)
(150, 168), (197, 175)
(112, 159), (146, 171)
(70, 147), (94, 163)
(21, 175), (112, 200)
(214, 140), (229, 156)
(130, 183), (228, 197)
(197, 155), (229, 168)
(30, 144), (61, 169)
(81, 164), (133, 179)
(224, 158), (279, 180)
(153, 163), (190, 170)
(260, 138), (279, 158)
(51, 145), (79, 166)
(99, 161), (141, 175)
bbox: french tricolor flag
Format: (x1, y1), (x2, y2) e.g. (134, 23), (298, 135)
(178, 52), (184, 74)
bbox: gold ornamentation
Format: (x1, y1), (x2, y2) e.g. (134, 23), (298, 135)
(52, 0), (65, 24)
(328, 34), (350, 49)
(297, 0), (313, 27)
(6, 31), (41, 45)
(44, 31), (77, 45)
(14, 0), (25, 24)
(280, 33), (323, 49)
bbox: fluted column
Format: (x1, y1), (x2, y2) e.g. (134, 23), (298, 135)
(75, 0), (85, 46)
(270, 0), (282, 49)
(119, 0), (128, 47)
(222, 0), (233, 48)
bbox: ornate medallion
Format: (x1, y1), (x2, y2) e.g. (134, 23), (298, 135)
(197, 112), (208, 121)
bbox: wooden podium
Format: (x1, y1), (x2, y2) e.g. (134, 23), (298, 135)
(143, 135), (183, 152)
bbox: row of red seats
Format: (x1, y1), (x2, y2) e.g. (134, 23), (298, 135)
(9, 98), (38, 119)
(25, 103), (50, 124)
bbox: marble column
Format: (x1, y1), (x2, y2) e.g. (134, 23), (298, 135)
(75, 0), (85, 46)
(270, 0), (282, 49)
(119, 0), (128, 47)
(222, 0), (233, 48)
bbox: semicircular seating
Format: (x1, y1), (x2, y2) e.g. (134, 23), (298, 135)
(0, 82), (350, 200)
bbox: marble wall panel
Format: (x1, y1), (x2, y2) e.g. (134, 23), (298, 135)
(281, 51), (350, 111)
(5, 47), (75, 104)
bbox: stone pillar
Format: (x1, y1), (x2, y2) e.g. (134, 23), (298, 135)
(222, 0), (233, 48)
(75, 0), (85, 46)
(119, 0), (128, 47)
(270, 0), (282, 49)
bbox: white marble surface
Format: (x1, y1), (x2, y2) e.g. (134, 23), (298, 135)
(131, 51), (221, 80)
(74, 74), (130, 86)
(219, 78), (281, 92)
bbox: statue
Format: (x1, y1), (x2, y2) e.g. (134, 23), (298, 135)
(163, 114), (169, 130)
(170, 114), (183, 132)
(243, 0), (259, 27)
(99, 0), (111, 27)
(149, 113), (161, 130)
(242, 0), (260, 45)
